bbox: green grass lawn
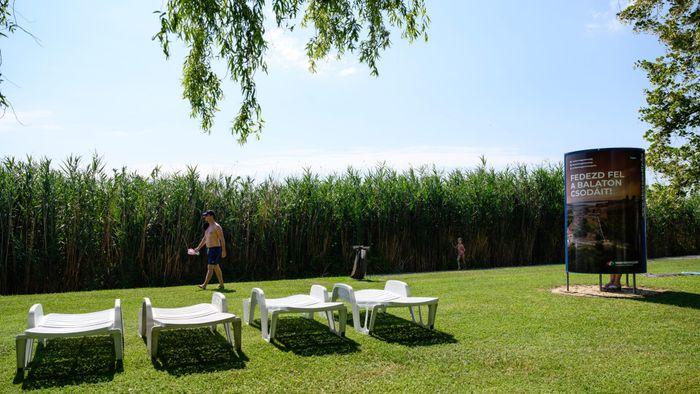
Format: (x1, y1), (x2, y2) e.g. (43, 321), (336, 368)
(1, 258), (699, 393)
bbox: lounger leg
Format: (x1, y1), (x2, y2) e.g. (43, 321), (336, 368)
(269, 311), (279, 341)
(365, 305), (381, 332)
(26, 338), (34, 367)
(363, 307), (370, 332)
(149, 329), (160, 360)
(112, 331), (124, 361)
(338, 308), (347, 337)
(260, 308), (270, 341)
(351, 304), (366, 334)
(242, 299), (251, 324)
(210, 324), (217, 334)
(408, 306), (416, 323)
(233, 319), (242, 352)
(305, 312), (314, 320)
(15, 335), (28, 370)
(427, 304), (438, 329)
(224, 322), (233, 347)
(324, 311), (335, 332)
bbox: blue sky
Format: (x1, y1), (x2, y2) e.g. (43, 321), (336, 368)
(1, 1), (663, 179)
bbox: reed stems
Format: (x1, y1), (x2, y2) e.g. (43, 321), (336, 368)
(1, 155), (697, 294)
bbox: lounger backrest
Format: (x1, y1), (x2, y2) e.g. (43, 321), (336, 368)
(385, 280), (411, 297)
(310, 285), (330, 302)
(250, 287), (267, 312)
(140, 298), (154, 338)
(211, 292), (228, 313)
(27, 304), (44, 329)
(331, 283), (356, 304)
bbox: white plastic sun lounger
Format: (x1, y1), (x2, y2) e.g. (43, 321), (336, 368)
(332, 280), (438, 335)
(16, 299), (124, 372)
(138, 293), (241, 359)
(243, 285), (347, 342)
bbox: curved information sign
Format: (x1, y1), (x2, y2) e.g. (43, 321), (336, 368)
(565, 148), (647, 274)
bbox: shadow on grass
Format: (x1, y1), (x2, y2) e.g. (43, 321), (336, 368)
(152, 328), (248, 376)
(17, 336), (121, 390)
(351, 278), (381, 283)
(250, 317), (360, 356)
(367, 313), (457, 347)
(631, 291), (700, 310)
(196, 287), (236, 294)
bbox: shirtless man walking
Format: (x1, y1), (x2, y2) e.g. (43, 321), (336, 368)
(194, 210), (227, 290)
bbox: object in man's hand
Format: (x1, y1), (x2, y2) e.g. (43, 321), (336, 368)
(187, 248), (199, 256)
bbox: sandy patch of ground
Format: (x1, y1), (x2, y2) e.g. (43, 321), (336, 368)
(551, 284), (668, 299)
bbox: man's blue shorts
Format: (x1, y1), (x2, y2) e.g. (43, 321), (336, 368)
(207, 247), (222, 265)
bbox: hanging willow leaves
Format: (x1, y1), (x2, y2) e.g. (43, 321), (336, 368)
(154, 0), (430, 143)
(0, 0), (12, 112)
(0, 0), (39, 114)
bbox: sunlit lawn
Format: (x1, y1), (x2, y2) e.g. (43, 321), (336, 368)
(1, 257), (699, 393)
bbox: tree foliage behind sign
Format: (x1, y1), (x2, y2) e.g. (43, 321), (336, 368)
(154, 0), (429, 144)
(619, 0), (700, 194)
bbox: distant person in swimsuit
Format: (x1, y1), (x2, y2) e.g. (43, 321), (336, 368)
(194, 210), (227, 290)
(455, 237), (466, 270)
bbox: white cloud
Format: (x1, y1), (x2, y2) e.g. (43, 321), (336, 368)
(264, 27), (362, 77)
(265, 27), (309, 71)
(585, 0), (633, 33)
(100, 130), (130, 139)
(0, 110), (63, 131)
(607, 18), (622, 32)
(338, 67), (358, 77)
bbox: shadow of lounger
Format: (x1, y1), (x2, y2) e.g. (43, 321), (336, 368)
(18, 336), (120, 390)
(368, 313), (457, 347)
(153, 328), (248, 376)
(250, 317), (360, 356)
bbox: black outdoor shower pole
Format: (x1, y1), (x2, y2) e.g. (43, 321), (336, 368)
(350, 245), (370, 280)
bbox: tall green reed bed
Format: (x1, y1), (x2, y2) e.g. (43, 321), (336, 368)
(646, 185), (700, 258)
(1, 155), (698, 294)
